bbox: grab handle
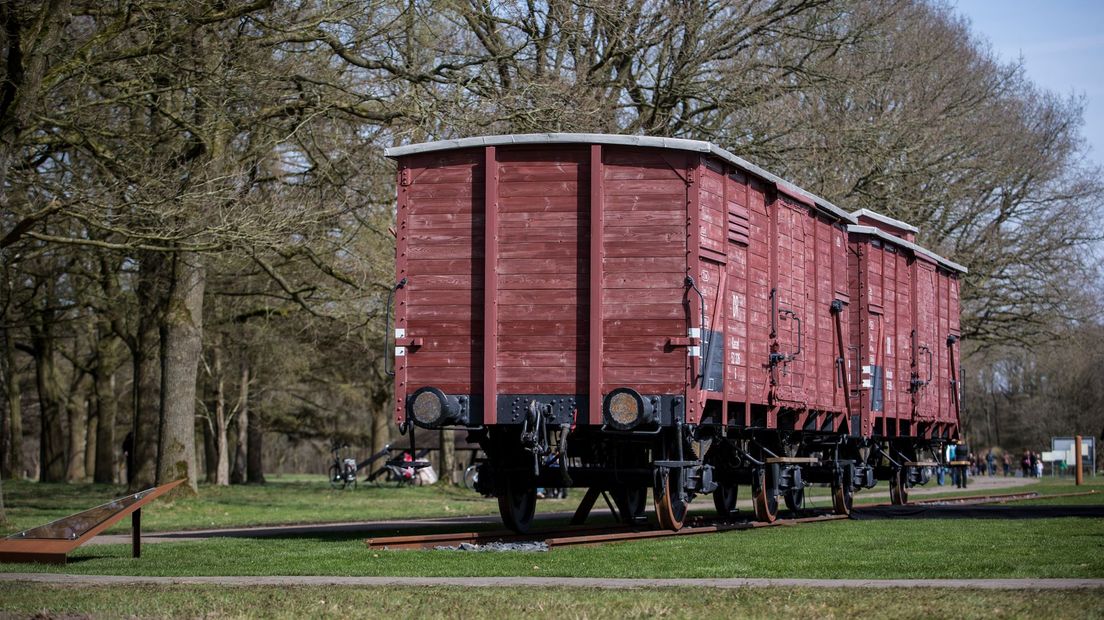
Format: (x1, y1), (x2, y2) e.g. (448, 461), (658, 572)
(770, 308), (803, 365)
(911, 344), (932, 389)
(383, 278), (407, 377)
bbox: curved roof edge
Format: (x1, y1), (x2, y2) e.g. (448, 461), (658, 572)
(851, 208), (920, 234)
(384, 133), (857, 224)
(848, 225), (968, 274)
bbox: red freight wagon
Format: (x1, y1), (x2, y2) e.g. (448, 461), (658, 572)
(384, 134), (964, 531)
(847, 210), (966, 502)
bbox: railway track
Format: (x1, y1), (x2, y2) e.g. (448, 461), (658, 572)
(365, 489), (1097, 551)
(901, 489), (1097, 506)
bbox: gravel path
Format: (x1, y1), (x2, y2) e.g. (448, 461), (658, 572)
(1, 573), (1100, 589)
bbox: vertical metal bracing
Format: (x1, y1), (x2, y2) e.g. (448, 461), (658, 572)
(589, 145), (604, 425)
(685, 156), (701, 423)
(484, 147), (499, 424)
(947, 335), (960, 428)
(743, 179), (753, 427)
(393, 164), (410, 423)
(720, 166), (729, 428)
(832, 300), (853, 423)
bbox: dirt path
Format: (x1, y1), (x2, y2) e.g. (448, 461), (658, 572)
(85, 476), (1040, 546)
(1, 573), (1099, 589)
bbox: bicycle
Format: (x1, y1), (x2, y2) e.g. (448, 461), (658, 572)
(367, 447), (432, 487)
(328, 444), (358, 490)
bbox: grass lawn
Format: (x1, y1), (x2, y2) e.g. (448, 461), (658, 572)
(3, 478), (1101, 619)
(0, 474), (506, 536)
(1, 584), (1101, 619)
(0, 479), (1099, 579)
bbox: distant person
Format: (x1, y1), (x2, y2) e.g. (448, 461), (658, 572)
(1029, 451), (1038, 478)
(1022, 450), (1031, 477)
(1002, 452), (1011, 477)
(1035, 454), (1044, 478)
(949, 443), (958, 487)
(122, 431), (134, 484)
(986, 451), (995, 476)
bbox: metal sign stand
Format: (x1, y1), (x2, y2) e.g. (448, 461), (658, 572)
(0, 479), (184, 564)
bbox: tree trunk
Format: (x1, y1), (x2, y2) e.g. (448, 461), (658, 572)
(439, 428), (455, 485)
(157, 252), (204, 494)
(129, 252), (164, 490)
(30, 315), (66, 482)
(211, 342), (229, 486)
(1, 324), (22, 479)
(84, 401), (97, 479)
(0, 338), (8, 480)
(202, 403), (217, 484)
(65, 392), (88, 481)
(370, 384), (390, 476)
(93, 341), (121, 483)
(230, 359), (248, 484)
(246, 393), (265, 484)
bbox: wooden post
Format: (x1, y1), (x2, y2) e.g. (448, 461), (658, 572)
(132, 508), (141, 558)
(1075, 435), (1083, 486)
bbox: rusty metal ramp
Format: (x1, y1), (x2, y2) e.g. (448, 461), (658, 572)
(0, 478), (184, 564)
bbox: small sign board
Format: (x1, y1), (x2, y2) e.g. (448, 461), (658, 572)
(1052, 436), (1095, 453)
(1050, 436), (1096, 475)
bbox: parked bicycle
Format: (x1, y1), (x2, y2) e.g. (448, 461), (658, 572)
(367, 447), (433, 487)
(328, 444), (358, 490)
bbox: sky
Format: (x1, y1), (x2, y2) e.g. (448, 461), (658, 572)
(954, 0), (1104, 170)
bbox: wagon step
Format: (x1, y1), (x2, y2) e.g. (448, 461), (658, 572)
(765, 456), (820, 464)
(904, 460), (939, 467)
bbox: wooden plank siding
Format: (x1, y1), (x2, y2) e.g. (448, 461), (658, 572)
(849, 227), (962, 439)
(494, 147), (590, 402)
(396, 149), (486, 417)
(600, 147), (690, 399)
(390, 137), (968, 438)
(852, 237), (915, 436)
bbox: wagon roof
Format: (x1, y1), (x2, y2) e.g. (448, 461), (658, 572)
(851, 208), (920, 234)
(848, 225), (968, 274)
(384, 133), (857, 224)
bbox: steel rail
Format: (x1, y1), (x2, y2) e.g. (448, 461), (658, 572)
(363, 489), (1098, 551)
(544, 513), (848, 548)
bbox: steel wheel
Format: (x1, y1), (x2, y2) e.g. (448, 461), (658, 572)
(498, 479), (537, 533)
(831, 483), (853, 515)
(713, 483), (738, 518)
(783, 486), (804, 512)
(463, 465), (480, 491)
(751, 467), (778, 523)
(653, 468), (688, 531)
(890, 468), (909, 505)
(612, 486), (648, 524)
(328, 464), (343, 489)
